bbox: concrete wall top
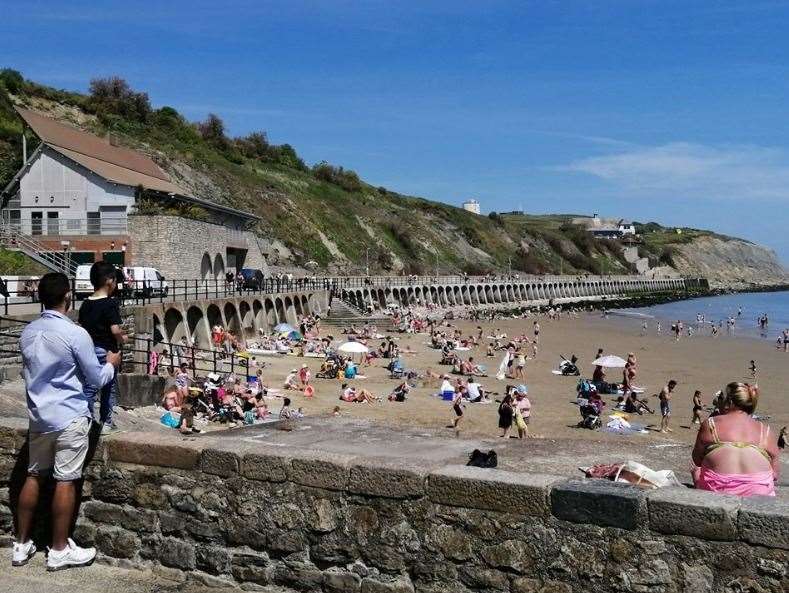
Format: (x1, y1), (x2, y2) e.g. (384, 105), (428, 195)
(0, 421), (783, 551)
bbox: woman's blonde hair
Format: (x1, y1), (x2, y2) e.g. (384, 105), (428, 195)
(724, 382), (759, 414)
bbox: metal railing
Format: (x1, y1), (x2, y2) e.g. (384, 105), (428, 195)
(0, 215), (129, 237)
(121, 337), (260, 378)
(0, 273), (695, 314)
(0, 318), (257, 379)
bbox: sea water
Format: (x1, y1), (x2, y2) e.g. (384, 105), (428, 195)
(618, 290), (789, 339)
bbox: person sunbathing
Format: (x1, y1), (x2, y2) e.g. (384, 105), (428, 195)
(623, 391), (653, 415)
(465, 357), (487, 377)
(340, 384), (377, 404)
(692, 383), (780, 497)
(388, 381), (410, 402)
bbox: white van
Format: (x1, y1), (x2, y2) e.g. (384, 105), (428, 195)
(125, 266), (169, 297)
(74, 264), (93, 299)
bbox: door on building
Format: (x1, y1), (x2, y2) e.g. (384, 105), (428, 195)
(102, 251), (125, 266)
(31, 212), (43, 235)
(46, 212), (59, 235)
(71, 252), (95, 266)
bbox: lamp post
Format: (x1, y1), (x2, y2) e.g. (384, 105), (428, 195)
(365, 248), (370, 277)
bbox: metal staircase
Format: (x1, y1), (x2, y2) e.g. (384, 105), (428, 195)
(0, 221), (78, 276)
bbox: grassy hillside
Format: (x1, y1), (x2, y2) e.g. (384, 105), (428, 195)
(0, 69), (763, 278)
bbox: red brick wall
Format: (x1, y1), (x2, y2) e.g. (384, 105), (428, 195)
(35, 234), (133, 264)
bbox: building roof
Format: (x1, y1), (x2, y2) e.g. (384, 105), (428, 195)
(16, 107), (171, 182)
(13, 107), (258, 220)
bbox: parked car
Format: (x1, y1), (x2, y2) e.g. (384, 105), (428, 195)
(74, 264), (93, 299)
(125, 266), (168, 298)
(239, 268), (265, 290)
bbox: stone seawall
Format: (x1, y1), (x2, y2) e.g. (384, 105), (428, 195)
(0, 424), (786, 593)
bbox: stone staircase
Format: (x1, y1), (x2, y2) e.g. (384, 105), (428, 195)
(322, 296), (393, 330)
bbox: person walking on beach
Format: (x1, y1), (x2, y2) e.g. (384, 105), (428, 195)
(13, 272), (121, 570)
(750, 360), (757, 379)
(451, 388), (464, 436)
(513, 349), (526, 380)
(691, 390), (704, 426)
(498, 393), (514, 438)
(658, 380), (677, 433)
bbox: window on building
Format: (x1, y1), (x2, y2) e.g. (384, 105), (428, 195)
(46, 212), (59, 235)
(87, 212), (100, 235)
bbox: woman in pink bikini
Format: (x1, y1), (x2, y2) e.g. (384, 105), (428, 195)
(692, 382), (780, 496)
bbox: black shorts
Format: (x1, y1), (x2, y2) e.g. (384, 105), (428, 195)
(453, 404), (463, 417)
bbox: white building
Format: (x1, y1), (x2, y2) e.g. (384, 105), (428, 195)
(618, 219), (636, 235)
(462, 199), (480, 215)
(0, 107), (265, 277)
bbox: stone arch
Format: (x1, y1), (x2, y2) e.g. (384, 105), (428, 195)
(200, 253), (213, 281)
(152, 313), (165, 346)
(253, 299), (264, 331)
(187, 305), (209, 349)
(224, 302), (242, 338)
(206, 304), (223, 331)
(164, 308), (186, 345)
(240, 300), (255, 338)
(275, 298), (286, 324)
(294, 296), (303, 317)
(265, 298), (276, 328)
(213, 253), (225, 280)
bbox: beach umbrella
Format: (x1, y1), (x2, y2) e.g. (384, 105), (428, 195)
(338, 341), (369, 354)
(591, 355), (627, 368)
(274, 323), (294, 332)
(283, 330), (303, 340)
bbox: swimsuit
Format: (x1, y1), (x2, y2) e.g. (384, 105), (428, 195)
(695, 417), (775, 497)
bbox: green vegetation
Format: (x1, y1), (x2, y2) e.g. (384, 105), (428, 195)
(0, 70), (739, 275)
(0, 247), (47, 275)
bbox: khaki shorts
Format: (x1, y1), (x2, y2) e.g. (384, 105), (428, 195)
(28, 416), (91, 481)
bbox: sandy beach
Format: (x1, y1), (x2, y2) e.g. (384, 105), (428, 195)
(258, 310), (789, 463)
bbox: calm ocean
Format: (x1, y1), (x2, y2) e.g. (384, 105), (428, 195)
(618, 290), (789, 339)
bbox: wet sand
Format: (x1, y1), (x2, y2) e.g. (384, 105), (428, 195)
(262, 311), (789, 452)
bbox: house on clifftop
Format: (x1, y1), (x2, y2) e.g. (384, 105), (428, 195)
(0, 107), (268, 280)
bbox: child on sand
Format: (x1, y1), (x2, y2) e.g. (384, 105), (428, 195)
(749, 360), (757, 379)
(691, 390), (704, 425)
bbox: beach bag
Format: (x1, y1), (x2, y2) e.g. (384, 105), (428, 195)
(244, 410), (256, 425)
(160, 412), (180, 428)
(515, 409), (527, 431)
(467, 449), (498, 468)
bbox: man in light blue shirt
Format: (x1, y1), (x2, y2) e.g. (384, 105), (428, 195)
(12, 273), (120, 571)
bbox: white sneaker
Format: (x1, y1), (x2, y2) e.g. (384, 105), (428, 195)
(46, 538), (96, 571)
(12, 540), (36, 566)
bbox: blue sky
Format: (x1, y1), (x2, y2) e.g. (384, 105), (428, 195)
(3, 0), (789, 262)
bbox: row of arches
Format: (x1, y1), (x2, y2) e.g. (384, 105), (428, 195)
(153, 292), (318, 350)
(200, 252), (226, 281)
(342, 277), (687, 309)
